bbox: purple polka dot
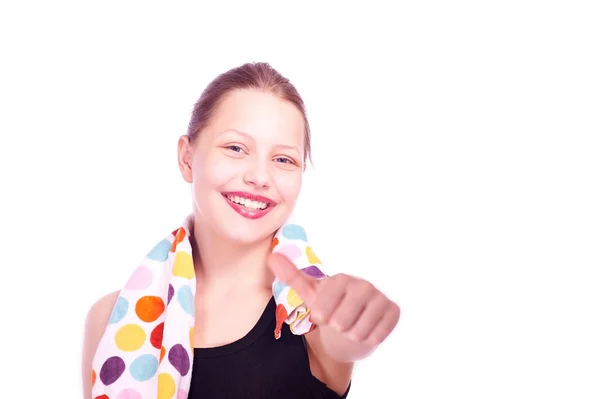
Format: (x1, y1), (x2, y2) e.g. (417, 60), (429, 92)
(301, 265), (326, 279)
(167, 284), (174, 305)
(99, 356), (126, 385)
(168, 344), (190, 376)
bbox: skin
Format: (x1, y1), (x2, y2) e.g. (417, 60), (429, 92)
(81, 89), (400, 398)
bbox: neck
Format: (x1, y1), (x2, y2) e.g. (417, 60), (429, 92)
(189, 214), (275, 290)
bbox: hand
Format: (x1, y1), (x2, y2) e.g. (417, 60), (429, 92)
(268, 253), (401, 348)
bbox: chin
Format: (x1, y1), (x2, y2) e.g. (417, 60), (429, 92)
(216, 214), (280, 245)
(225, 227), (272, 245)
(195, 189), (292, 245)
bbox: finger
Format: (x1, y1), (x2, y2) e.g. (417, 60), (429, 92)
(366, 302), (401, 346)
(267, 252), (317, 303)
(326, 279), (376, 332)
(346, 293), (390, 342)
(310, 274), (348, 325)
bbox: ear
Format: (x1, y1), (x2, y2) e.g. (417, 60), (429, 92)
(177, 135), (194, 183)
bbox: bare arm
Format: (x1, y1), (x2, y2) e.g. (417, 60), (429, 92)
(305, 327), (354, 396)
(81, 290), (120, 399)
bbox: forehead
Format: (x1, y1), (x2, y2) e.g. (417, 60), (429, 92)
(207, 89), (305, 147)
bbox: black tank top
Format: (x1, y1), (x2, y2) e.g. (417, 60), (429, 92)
(187, 296), (351, 398)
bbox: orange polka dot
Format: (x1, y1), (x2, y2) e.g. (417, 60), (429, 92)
(160, 346), (166, 363)
(271, 237), (279, 250)
(274, 303), (288, 339)
(276, 303), (288, 321)
(91, 369), (96, 387)
(135, 296), (165, 323)
(189, 326), (195, 350)
(170, 227), (186, 252)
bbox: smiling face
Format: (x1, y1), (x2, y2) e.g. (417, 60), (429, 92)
(178, 89), (306, 244)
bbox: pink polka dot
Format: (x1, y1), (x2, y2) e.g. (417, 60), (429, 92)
(116, 389), (142, 399)
(177, 389), (188, 399)
(125, 266), (153, 290)
(274, 244), (301, 260)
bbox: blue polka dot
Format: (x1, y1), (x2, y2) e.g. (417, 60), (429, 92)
(177, 286), (194, 316)
(108, 297), (128, 324)
(146, 239), (172, 261)
(273, 280), (287, 300)
(129, 354), (159, 382)
(281, 224), (307, 241)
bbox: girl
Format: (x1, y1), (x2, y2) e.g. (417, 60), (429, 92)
(82, 62), (400, 398)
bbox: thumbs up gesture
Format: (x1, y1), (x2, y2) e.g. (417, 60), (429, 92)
(268, 252), (400, 361)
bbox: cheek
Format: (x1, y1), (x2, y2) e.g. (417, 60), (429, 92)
(274, 170), (303, 203)
(194, 153), (244, 187)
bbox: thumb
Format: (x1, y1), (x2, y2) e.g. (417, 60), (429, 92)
(267, 252), (317, 304)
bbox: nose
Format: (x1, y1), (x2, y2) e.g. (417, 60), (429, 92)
(243, 159), (271, 189)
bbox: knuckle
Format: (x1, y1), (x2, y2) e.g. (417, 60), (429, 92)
(355, 279), (375, 296)
(310, 309), (324, 322)
(363, 280), (375, 292)
(354, 330), (369, 342)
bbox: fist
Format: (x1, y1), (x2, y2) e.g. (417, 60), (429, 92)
(268, 253), (400, 346)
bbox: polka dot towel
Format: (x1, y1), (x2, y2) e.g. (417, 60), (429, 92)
(91, 214), (327, 399)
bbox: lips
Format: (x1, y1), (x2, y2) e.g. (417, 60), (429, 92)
(222, 191), (276, 219)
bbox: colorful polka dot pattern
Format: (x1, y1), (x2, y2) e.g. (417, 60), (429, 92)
(91, 215), (196, 398)
(272, 221), (327, 339)
(91, 215), (326, 398)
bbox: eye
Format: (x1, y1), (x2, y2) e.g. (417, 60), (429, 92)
(227, 145), (243, 153)
(275, 157), (293, 164)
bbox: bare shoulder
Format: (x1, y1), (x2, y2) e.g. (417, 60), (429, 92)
(304, 328), (353, 397)
(86, 290), (120, 326)
(83, 289), (120, 356)
(81, 290), (120, 399)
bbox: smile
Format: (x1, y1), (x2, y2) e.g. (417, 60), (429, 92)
(222, 191), (276, 219)
(226, 194), (269, 210)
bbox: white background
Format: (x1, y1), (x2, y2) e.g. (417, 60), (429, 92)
(1, 1), (599, 398)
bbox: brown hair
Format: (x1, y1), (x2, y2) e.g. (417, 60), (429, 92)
(186, 62), (312, 163)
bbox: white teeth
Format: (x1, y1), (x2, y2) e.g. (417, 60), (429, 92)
(226, 195), (268, 210)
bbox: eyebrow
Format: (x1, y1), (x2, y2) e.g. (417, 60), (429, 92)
(220, 129), (301, 153)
